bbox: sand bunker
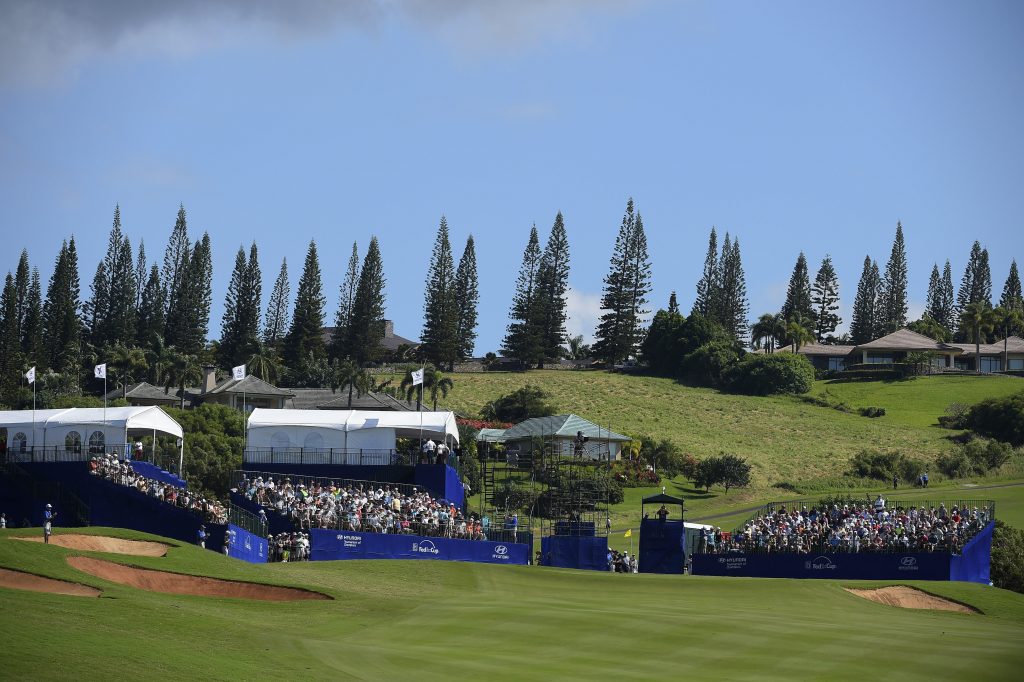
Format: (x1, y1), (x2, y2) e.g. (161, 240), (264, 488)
(13, 534), (169, 557)
(0, 567), (101, 597)
(845, 586), (978, 613)
(67, 556), (331, 601)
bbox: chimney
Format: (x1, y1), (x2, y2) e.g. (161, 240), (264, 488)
(384, 319), (394, 338)
(202, 366), (217, 394)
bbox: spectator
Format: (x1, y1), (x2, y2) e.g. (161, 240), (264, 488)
(43, 503), (55, 544)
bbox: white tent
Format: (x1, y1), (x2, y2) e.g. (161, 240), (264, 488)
(245, 408), (460, 452)
(0, 406), (183, 449)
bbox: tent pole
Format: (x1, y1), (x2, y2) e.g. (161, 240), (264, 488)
(178, 439), (184, 478)
(152, 428), (156, 464)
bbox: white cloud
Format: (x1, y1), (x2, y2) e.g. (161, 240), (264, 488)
(565, 286), (602, 344)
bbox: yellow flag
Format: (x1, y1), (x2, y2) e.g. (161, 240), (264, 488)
(624, 528), (632, 538)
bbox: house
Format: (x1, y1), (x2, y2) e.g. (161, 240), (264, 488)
(772, 343), (856, 372)
(479, 414), (632, 461)
(320, 319), (418, 357)
(104, 381), (183, 407)
(950, 335), (1024, 372)
(196, 367), (294, 410)
(284, 387), (436, 411)
(849, 328), (962, 369)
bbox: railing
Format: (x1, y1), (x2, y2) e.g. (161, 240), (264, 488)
(3, 444), (178, 472)
(242, 447), (400, 467)
(233, 469), (419, 500)
(228, 503), (268, 537)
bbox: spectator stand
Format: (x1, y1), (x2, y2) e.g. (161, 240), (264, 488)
(638, 493), (685, 574)
(691, 497), (996, 583)
(477, 431), (539, 547)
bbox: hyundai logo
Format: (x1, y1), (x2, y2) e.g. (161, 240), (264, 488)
(494, 545), (508, 555)
(901, 556), (917, 567)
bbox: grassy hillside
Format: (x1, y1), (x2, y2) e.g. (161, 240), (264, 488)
(440, 370), (1023, 485)
(2, 526), (1024, 680)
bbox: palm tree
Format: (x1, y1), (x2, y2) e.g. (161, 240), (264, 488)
(993, 306), (1024, 372)
(108, 343), (149, 390)
(401, 365), (454, 410)
(959, 302), (997, 374)
(330, 359), (372, 408)
(751, 313), (786, 353)
(246, 340), (282, 383)
(163, 350), (203, 409)
(566, 335), (591, 361)
(145, 335), (176, 385)
(785, 313), (816, 353)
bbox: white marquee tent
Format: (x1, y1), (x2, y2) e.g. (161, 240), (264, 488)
(0, 406), (183, 450)
(246, 408), (460, 452)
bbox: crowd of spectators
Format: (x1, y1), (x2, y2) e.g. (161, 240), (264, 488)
(269, 532), (310, 562)
(89, 453), (227, 525)
(712, 496), (991, 555)
(234, 474), (488, 539)
(608, 549), (638, 573)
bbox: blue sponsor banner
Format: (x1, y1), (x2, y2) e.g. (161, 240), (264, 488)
(692, 551), (951, 581)
(310, 528), (528, 565)
(227, 524), (269, 564)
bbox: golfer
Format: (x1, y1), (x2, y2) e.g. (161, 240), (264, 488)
(43, 503), (56, 544)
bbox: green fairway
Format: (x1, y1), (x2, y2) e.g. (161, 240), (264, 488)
(2, 527), (1023, 681)
(434, 370), (1022, 485)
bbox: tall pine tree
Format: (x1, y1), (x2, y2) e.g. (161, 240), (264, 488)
(284, 241), (326, 367)
(940, 260), (956, 329)
(955, 241), (993, 340)
(264, 258), (290, 347)
(420, 217), (459, 369)
(84, 261), (109, 349)
(135, 240), (147, 309)
(878, 221), (909, 333)
(330, 242), (360, 360)
(163, 206), (192, 350)
(850, 255), (882, 344)
(502, 225), (543, 364)
(43, 238), (82, 374)
(454, 235), (479, 362)
(0, 273), (21, 404)
(13, 249), (30, 344)
(593, 198), (652, 363)
(926, 263), (943, 325)
(781, 252), (814, 323)
(811, 255), (841, 340)
(219, 246), (248, 366)
(1000, 260), (1022, 312)
(21, 268), (44, 365)
(692, 227), (718, 317)
(106, 227), (137, 348)
(178, 233), (212, 356)
(240, 242), (262, 357)
(348, 236), (387, 365)
(534, 213), (570, 367)
(716, 234), (749, 341)
(136, 264), (165, 347)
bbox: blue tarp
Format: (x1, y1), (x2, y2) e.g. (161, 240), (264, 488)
(310, 528), (529, 565)
(540, 535), (609, 571)
(692, 551), (953, 581)
(227, 523), (268, 563)
(130, 460), (187, 489)
(639, 519), (684, 574)
(949, 522), (994, 584)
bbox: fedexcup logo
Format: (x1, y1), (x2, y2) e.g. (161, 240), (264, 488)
(806, 556), (837, 570)
(412, 540), (439, 555)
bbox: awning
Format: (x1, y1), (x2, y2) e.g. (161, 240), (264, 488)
(246, 408), (460, 444)
(0, 406), (183, 440)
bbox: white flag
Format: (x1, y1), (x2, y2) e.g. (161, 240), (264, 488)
(232, 364), (246, 381)
(25, 366), (36, 384)
(94, 363), (107, 379)
(411, 367), (425, 386)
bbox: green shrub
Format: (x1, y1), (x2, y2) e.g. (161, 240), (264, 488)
(992, 521), (1024, 594)
(679, 340), (741, 387)
(724, 352), (815, 396)
(967, 391), (1024, 446)
(480, 385), (557, 423)
(693, 453), (751, 493)
(858, 406), (886, 418)
(848, 449), (924, 482)
(936, 438), (1015, 477)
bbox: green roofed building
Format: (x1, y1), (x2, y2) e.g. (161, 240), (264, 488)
(478, 414), (632, 461)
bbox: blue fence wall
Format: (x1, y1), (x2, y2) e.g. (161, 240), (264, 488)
(949, 522), (994, 584)
(540, 535), (609, 571)
(639, 519), (684, 574)
(130, 460), (186, 489)
(227, 523), (269, 563)
(310, 528), (528, 565)
(692, 551), (953, 581)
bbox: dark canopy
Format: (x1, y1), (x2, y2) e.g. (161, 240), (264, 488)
(642, 493), (684, 506)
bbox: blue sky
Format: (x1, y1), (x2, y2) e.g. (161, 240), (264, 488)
(1, 0), (1021, 354)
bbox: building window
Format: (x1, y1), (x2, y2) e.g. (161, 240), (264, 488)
(866, 354), (894, 365)
(13, 432), (27, 453)
(65, 431), (82, 454)
(88, 430), (105, 454)
(980, 357), (1001, 373)
(1009, 358), (1024, 371)
(828, 357), (846, 371)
